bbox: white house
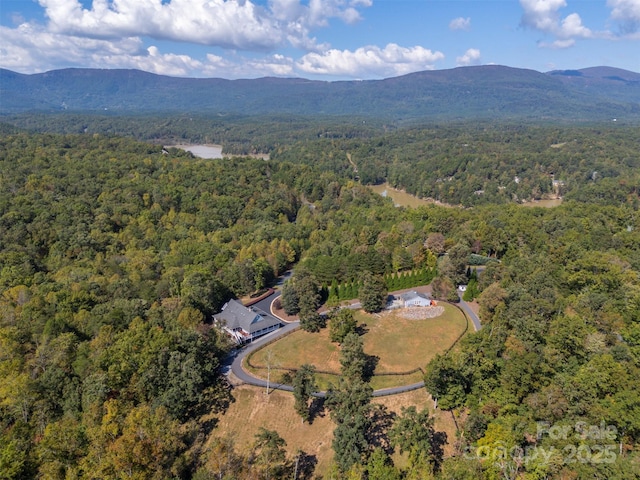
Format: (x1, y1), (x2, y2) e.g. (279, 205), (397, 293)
(214, 299), (282, 344)
(399, 290), (432, 307)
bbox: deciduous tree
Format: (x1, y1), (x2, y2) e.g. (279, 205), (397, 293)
(329, 308), (357, 344)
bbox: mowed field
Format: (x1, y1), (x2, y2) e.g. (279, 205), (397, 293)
(247, 303), (468, 390)
(209, 384), (458, 476)
(212, 304), (468, 475)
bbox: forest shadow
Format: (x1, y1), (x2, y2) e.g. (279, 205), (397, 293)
(368, 405), (396, 455)
(198, 417), (219, 435)
(355, 323), (370, 336)
(307, 396), (326, 425)
(363, 354), (379, 381)
(295, 450), (318, 479)
(431, 430), (448, 471)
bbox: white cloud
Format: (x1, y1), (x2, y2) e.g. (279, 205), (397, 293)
(0, 13), (442, 80)
(0, 0), (389, 79)
(520, 0), (567, 32)
(538, 38), (575, 49)
(199, 53), (296, 78)
(297, 43), (444, 78)
(305, 0), (371, 27)
(246, 54), (296, 77)
(519, 0), (592, 42)
(37, 0), (283, 50)
(608, 0), (640, 33)
(449, 17), (471, 31)
(35, 0), (371, 52)
(0, 20), (297, 78)
(560, 12), (591, 37)
(456, 48), (481, 66)
(0, 23), (144, 73)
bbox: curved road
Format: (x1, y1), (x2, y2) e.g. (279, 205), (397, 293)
(225, 289), (480, 398)
(457, 294), (482, 332)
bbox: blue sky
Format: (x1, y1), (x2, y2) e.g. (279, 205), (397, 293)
(1, 1), (638, 80)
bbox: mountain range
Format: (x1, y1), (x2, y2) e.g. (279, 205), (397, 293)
(1, 65), (639, 122)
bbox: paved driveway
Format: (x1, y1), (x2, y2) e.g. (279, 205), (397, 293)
(457, 294), (482, 331)
(225, 291), (425, 397)
(224, 289), (481, 397)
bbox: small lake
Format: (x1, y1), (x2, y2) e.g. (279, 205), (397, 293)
(168, 144), (270, 160)
(169, 144), (223, 159)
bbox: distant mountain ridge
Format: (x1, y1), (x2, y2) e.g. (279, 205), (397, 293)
(1, 65), (639, 121)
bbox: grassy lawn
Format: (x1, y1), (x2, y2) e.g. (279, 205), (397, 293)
(208, 385), (457, 477)
(241, 367), (425, 392)
(248, 303), (468, 390)
(209, 385), (335, 475)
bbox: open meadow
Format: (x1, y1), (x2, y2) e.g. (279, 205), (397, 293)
(247, 303), (468, 390)
(209, 385), (458, 476)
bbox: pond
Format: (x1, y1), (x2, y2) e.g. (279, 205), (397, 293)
(168, 144), (270, 160)
(168, 144), (223, 159)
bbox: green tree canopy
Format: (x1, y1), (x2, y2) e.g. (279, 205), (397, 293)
(292, 364), (317, 423)
(359, 273), (387, 313)
(329, 308), (357, 344)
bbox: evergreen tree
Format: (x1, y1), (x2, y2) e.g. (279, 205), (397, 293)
(367, 448), (401, 480)
(327, 331), (376, 473)
(340, 332), (368, 382)
(359, 273), (387, 313)
(293, 364), (317, 423)
(326, 377), (373, 473)
(344, 281), (355, 300)
(390, 406), (441, 472)
(462, 278), (478, 301)
(329, 278), (340, 303)
(296, 275), (321, 314)
(252, 428), (289, 480)
(446, 287), (460, 303)
(470, 267), (478, 281)
(423, 353), (468, 410)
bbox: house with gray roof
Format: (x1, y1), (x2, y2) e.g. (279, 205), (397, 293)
(214, 299), (282, 344)
(399, 290), (432, 307)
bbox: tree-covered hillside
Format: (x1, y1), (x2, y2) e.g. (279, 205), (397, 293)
(1, 131), (639, 478)
(0, 132), (398, 478)
(273, 123), (640, 206)
(2, 65), (640, 121)
(6, 115), (639, 207)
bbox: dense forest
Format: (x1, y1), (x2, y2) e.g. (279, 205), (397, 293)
(1, 113), (386, 155)
(6, 114), (639, 206)
(272, 123), (640, 206)
(1, 125), (639, 478)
